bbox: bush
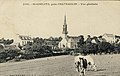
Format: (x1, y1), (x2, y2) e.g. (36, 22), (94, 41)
(0, 52), (7, 63)
(98, 42), (114, 53)
(6, 50), (19, 59)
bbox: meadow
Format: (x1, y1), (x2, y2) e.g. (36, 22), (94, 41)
(0, 54), (120, 76)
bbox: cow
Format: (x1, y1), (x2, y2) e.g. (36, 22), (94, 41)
(75, 57), (88, 76)
(75, 55), (97, 72)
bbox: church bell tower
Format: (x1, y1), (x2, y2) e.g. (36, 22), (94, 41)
(62, 15), (68, 35)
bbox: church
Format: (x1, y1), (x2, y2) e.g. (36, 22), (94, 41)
(59, 16), (81, 49)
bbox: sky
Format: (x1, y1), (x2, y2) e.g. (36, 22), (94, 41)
(0, 0), (120, 39)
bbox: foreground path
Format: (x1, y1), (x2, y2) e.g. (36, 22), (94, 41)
(0, 54), (120, 76)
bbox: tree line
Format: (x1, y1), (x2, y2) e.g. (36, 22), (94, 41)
(0, 35), (120, 63)
(0, 37), (64, 63)
(77, 35), (120, 55)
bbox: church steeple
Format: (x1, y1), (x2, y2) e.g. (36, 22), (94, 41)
(64, 15), (66, 25)
(62, 15), (68, 35)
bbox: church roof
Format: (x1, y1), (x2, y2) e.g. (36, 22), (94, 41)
(67, 35), (80, 39)
(66, 35), (80, 42)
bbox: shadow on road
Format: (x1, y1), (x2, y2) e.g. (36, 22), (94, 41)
(96, 75), (106, 76)
(96, 68), (106, 71)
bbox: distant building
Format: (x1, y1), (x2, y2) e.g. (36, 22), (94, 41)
(0, 38), (5, 44)
(44, 38), (60, 49)
(16, 34), (33, 46)
(0, 43), (5, 52)
(102, 33), (115, 43)
(67, 36), (81, 49)
(59, 16), (80, 49)
(0, 43), (20, 52)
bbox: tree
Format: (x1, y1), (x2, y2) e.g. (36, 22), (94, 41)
(33, 37), (44, 45)
(98, 42), (114, 54)
(58, 37), (62, 41)
(0, 52), (7, 63)
(0, 39), (14, 45)
(114, 43), (120, 53)
(85, 35), (92, 44)
(78, 35), (84, 47)
(93, 36), (100, 43)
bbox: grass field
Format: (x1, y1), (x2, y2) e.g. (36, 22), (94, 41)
(0, 54), (120, 76)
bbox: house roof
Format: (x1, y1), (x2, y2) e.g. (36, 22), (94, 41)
(115, 35), (120, 39)
(19, 35), (32, 40)
(103, 33), (114, 37)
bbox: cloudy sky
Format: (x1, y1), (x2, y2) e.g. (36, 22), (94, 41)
(0, 0), (120, 39)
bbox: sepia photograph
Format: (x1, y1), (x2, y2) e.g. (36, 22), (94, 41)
(0, 0), (120, 76)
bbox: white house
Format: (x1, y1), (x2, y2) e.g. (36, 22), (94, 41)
(14, 34), (33, 46)
(102, 33), (115, 44)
